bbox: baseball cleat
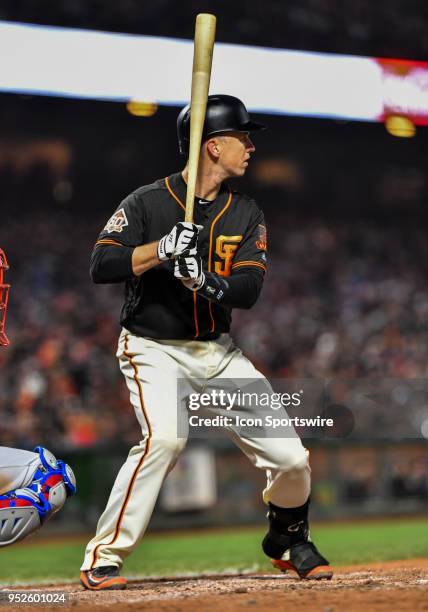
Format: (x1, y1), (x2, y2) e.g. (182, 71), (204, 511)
(272, 558), (333, 580)
(271, 541), (333, 580)
(80, 566), (127, 590)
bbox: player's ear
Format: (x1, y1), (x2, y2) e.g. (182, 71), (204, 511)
(206, 137), (221, 159)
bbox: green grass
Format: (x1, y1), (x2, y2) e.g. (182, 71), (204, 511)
(1, 519), (427, 585)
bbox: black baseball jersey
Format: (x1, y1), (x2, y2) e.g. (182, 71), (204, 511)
(91, 172), (267, 340)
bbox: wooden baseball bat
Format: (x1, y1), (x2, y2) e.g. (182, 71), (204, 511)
(185, 13), (217, 223)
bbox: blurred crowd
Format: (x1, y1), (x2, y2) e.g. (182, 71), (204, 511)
(2, 0), (427, 60)
(342, 457), (428, 502)
(0, 208), (133, 450)
(235, 214), (428, 380)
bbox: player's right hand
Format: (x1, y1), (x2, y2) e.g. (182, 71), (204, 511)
(157, 222), (203, 261)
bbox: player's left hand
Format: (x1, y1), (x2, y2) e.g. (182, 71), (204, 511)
(157, 222), (203, 261)
(174, 255), (205, 290)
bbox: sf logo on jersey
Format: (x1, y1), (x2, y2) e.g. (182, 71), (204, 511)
(104, 208), (129, 234)
(215, 235), (242, 276)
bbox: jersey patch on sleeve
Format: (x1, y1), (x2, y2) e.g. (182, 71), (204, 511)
(256, 224), (267, 250)
(104, 208), (129, 234)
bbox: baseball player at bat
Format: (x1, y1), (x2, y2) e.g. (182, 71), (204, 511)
(80, 95), (333, 590)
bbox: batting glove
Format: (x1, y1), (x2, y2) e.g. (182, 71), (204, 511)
(174, 255), (205, 291)
(157, 222), (203, 261)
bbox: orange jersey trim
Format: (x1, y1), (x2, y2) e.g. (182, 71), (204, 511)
(95, 239), (124, 246)
(164, 177), (200, 338)
(91, 335), (151, 569)
(192, 292), (199, 338)
(231, 260), (267, 273)
(208, 302), (214, 333)
(207, 192), (233, 333)
(165, 176), (186, 212)
(208, 193), (233, 273)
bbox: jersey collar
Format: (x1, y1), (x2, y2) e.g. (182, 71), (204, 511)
(166, 172), (230, 213)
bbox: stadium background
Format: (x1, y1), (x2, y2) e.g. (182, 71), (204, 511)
(0, 0), (427, 547)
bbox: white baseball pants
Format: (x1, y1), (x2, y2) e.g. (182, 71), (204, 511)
(81, 330), (310, 570)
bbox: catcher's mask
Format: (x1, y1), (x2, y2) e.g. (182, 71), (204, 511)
(0, 249), (10, 347)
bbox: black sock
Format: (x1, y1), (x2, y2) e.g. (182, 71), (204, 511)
(262, 498), (310, 559)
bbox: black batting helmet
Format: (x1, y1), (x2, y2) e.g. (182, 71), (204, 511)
(177, 94), (266, 155)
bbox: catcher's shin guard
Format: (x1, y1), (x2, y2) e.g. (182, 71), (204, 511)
(0, 492), (43, 547)
(0, 447), (76, 547)
(32, 447), (77, 510)
(262, 500), (333, 580)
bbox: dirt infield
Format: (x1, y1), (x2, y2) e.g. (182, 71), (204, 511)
(1, 558), (427, 611)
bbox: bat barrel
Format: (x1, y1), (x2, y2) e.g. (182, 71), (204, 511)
(185, 13), (217, 222)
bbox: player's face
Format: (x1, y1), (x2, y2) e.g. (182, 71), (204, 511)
(216, 131), (255, 177)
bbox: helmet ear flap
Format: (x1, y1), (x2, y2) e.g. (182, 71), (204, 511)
(177, 104), (191, 155)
